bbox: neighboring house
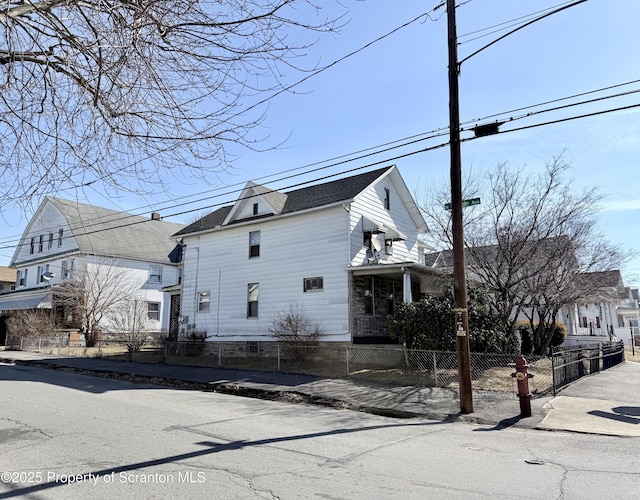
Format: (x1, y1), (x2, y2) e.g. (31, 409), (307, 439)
(0, 197), (184, 335)
(0, 266), (15, 344)
(563, 270), (640, 346)
(426, 246), (639, 347)
(171, 165), (441, 346)
(0, 266), (16, 294)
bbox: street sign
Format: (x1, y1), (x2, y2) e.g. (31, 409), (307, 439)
(444, 197), (481, 210)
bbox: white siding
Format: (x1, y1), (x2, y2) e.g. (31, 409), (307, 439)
(180, 206), (351, 341)
(349, 177), (421, 265)
(83, 256), (176, 332)
(13, 201), (77, 265)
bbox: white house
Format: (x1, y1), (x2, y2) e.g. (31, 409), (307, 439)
(0, 197), (184, 335)
(562, 270), (640, 346)
(425, 246), (640, 348)
(170, 165), (441, 346)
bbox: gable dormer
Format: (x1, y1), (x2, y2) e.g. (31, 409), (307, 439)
(222, 181), (288, 225)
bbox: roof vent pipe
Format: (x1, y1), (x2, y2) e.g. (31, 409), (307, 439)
(151, 211), (161, 221)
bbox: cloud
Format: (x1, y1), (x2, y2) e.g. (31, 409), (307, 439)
(602, 199), (640, 212)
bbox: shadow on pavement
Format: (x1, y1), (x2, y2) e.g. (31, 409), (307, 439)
(0, 420), (445, 499)
(472, 414), (524, 432)
(588, 407), (640, 425)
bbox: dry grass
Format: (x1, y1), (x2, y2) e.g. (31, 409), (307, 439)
(624, 346), (640, 363)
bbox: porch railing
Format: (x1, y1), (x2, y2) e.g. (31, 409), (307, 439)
(352, 316), (389, 338)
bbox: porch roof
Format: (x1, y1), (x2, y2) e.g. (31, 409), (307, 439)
(0, 289), (53, 312)
(349, 262), (444, 295)
(616, 305), (639, 317)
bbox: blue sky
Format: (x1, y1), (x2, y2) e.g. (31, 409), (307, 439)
(2, 0), (640, 287)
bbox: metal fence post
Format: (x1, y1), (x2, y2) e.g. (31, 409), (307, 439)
(218, 344), (222, 368)
(345, 348), (350, 375)
(551, 352), (557, 396)
(432, 351), (439, 386)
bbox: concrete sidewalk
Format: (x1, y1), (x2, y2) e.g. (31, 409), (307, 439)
(537, 361), (640, 437)
(1, 349), (639, 436)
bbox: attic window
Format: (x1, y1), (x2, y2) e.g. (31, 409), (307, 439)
(253, 203), (259, 215)
(384, 188), (390, 210)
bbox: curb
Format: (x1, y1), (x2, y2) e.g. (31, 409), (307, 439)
(1, 357), (415, 418)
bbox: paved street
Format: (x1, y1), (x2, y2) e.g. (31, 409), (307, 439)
(1, 362), (639, 499)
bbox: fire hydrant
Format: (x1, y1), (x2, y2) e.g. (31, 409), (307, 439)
(511, 356), (534, 417)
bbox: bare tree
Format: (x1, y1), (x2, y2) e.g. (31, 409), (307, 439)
(0, 1), (344, 210)
(269, 302), (321, 346)
(421, 155), (631, 354)
(55, 258), (139, 346)
(107, 298), (152, 359)
(7, 309), (58, 338)
(269, 302), (320, 360)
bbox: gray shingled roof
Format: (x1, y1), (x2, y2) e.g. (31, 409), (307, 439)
(175, 167), (391, 237)
(49, 197), (185, 263)
(578, 270), (623, 289)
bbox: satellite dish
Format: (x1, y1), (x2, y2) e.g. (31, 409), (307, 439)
(42, 271), (55, 281)
(366, 248), (379, 264)
(372, 234), (383, 251)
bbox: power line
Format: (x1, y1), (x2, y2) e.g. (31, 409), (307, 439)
(461, 78), (640, 128)
(462, 102), (640, 142)
(458, 0), (584, 44)
(4, 94), (638, 261)
(2, 78), (639, 257)
(458, 0), (589, 67)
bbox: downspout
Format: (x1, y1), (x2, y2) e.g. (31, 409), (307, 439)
(216, 267), (221, 336)
(193, 236), (200, 330)
(343, 203), (352, 342)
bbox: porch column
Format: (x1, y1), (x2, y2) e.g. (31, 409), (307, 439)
(602, 302), (612, 333)
(402, 271), (412, 303)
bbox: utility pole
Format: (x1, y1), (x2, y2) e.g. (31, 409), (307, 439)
(447, 0), (473, 414)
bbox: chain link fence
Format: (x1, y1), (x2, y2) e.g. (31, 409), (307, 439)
(4, 333), (163, 359)
(345, 347), (553, 397)
(4, 334), (556, 396)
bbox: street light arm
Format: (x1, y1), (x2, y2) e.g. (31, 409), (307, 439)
(458, 0), (589, 67)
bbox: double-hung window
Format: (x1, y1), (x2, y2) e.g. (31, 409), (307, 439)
(147, 302), (160, 321)
(247, 283), (259, 317)
(37, 264), (49, 283)
(61, 260), (74, 280)
(249, 231), (260, 258)
(17, 269), (28, 287)
(149, 265), (163, 284)
(198, 291), (210, 313)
